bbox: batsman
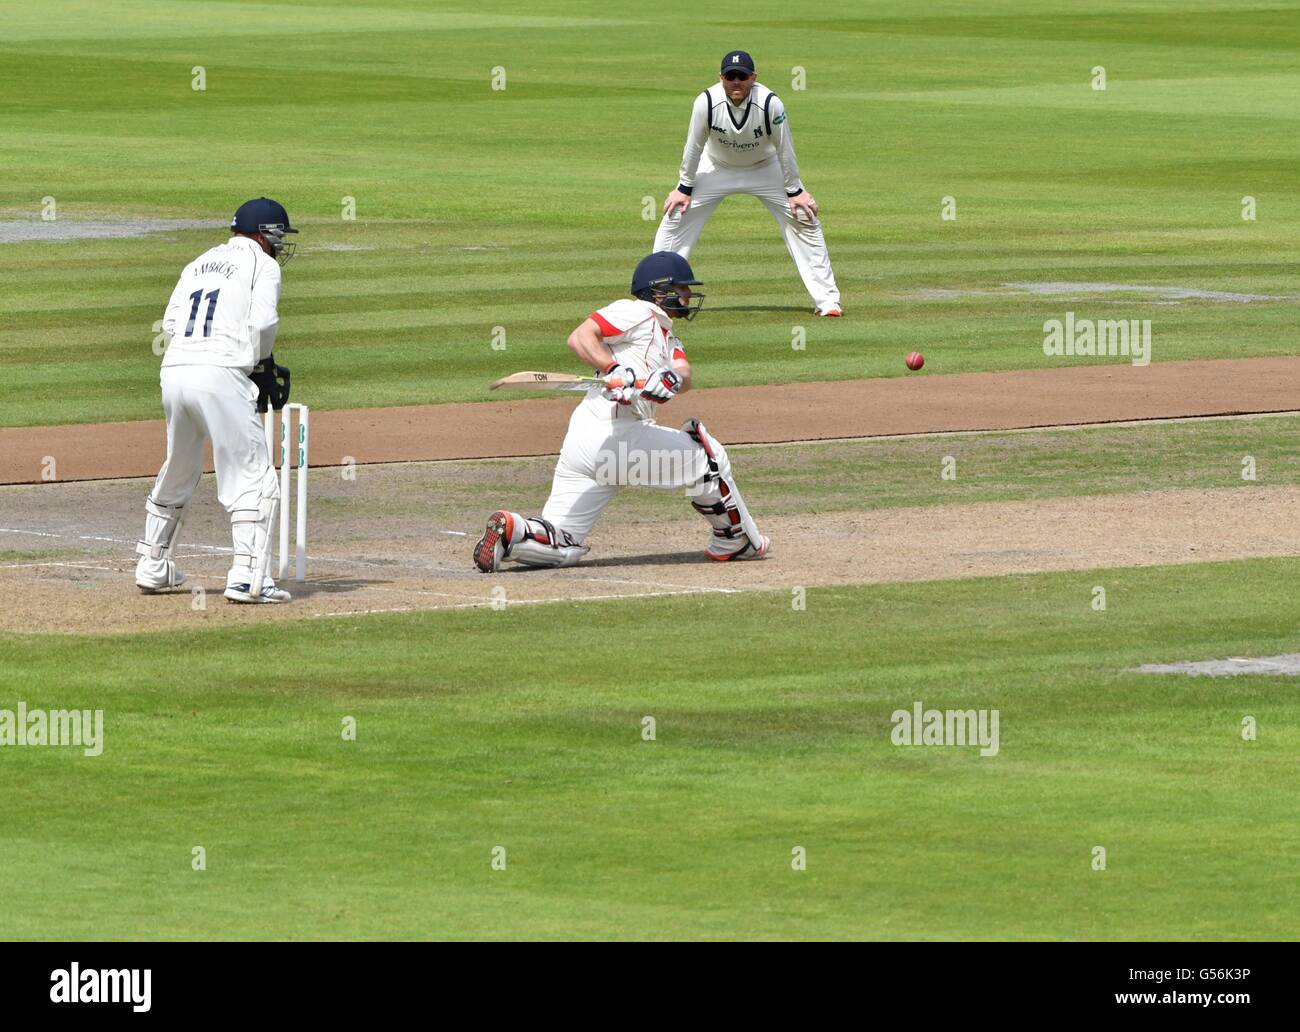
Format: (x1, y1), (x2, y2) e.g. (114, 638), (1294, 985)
(134, 197), (298, 604)
(473, 251), (770, 572)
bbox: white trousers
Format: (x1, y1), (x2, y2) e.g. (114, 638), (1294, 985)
(140, 364), (277, 585)
(542, 404), (710, 541)
(653, 155), (840, 308)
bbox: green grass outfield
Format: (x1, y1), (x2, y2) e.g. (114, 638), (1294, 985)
(3, 0), (1299, 425)
(1, 557), (1297, 940)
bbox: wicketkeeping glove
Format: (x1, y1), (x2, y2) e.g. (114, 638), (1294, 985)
(250, 353), (291, 412)
(641, 366), (682, 404)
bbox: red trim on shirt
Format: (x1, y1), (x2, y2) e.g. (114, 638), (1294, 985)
(589, 312), (623, 337)
(671, 344), (687, 361)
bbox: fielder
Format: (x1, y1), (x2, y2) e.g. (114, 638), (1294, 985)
(473, 251), (770, 572)
(654, 49), (842, 316)
(134, 197), (298, 604)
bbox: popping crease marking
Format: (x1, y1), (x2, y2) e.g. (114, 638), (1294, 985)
(309, 586), (745, 620)
(0, 561), (119, 572)
(0, 527), (748, 590)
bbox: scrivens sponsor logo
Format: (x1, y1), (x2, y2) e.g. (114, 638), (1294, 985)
(710, 130), (763, 153)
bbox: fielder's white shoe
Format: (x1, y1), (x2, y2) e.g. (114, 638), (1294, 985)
(814, 303), (843, 317)
(224, 582), (292, 604)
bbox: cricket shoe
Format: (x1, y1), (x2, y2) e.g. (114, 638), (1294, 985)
(814, 303), (843, 317)
(473, 510), (514, 573)
(706, 534), (771, 562)
(223, 582), (292, 604)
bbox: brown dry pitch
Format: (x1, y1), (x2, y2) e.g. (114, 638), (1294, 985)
(3, 357), (1297, 484)
(1, 359), (1297, 634)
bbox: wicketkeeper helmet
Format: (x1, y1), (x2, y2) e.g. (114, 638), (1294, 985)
(231, 197), (298, 265)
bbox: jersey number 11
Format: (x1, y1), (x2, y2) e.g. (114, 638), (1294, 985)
(184, 289), (220, 337)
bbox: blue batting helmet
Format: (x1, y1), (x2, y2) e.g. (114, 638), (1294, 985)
(630, 251), (705, 320)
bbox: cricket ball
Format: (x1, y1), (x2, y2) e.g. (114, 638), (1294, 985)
(905, 351), (924, 370)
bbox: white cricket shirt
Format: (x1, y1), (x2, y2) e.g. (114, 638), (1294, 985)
(160, 236), (281, 371)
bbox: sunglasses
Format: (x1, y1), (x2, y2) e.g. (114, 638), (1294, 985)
(723, 71), (753, 81)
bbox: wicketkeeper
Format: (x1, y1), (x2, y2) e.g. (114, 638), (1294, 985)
(135, 197), (298, 604)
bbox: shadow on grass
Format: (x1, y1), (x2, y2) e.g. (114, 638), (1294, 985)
(575, 551), (709, 569)
(488, 551), (707, 572)
(707, 304), (811, 313)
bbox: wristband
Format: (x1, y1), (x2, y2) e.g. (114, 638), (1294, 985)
(677, 184), (694, 197)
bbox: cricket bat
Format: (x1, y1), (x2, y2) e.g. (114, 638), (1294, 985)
(489, 371), (646, 392)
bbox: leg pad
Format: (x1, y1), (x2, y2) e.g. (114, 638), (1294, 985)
(509, 517), (589, 568)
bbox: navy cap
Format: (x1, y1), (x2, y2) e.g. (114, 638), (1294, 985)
(231, 197), (297, 235)
(721, 50), (755, 76)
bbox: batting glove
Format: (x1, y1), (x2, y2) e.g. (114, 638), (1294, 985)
(641, 366), (682, 404)
(601, 362), (638, 405)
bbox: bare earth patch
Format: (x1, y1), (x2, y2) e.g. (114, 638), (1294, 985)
(0, 460), (1294, 634)
(1134, 655), (1300, 676)
(3, 360), (1297, 634)
(0, 214), (215, 244)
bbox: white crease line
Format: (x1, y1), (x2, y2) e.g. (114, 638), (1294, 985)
(308, 586), (743, 620)
(561, 571), (717, 590)
(0, 556), (742, 604)
(308, 606), (417, 619)
(328, 583), (490, 601)
(1, 526), (723, 587)
(740, 408), (1300, 448)
(1, 527), (471, 575)
(0, 561), (118, 572)
(454, 586), (742, 608)
(322, 568), (739, 596)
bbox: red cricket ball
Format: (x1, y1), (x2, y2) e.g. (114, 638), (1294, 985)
(906, 352), (924, 370)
